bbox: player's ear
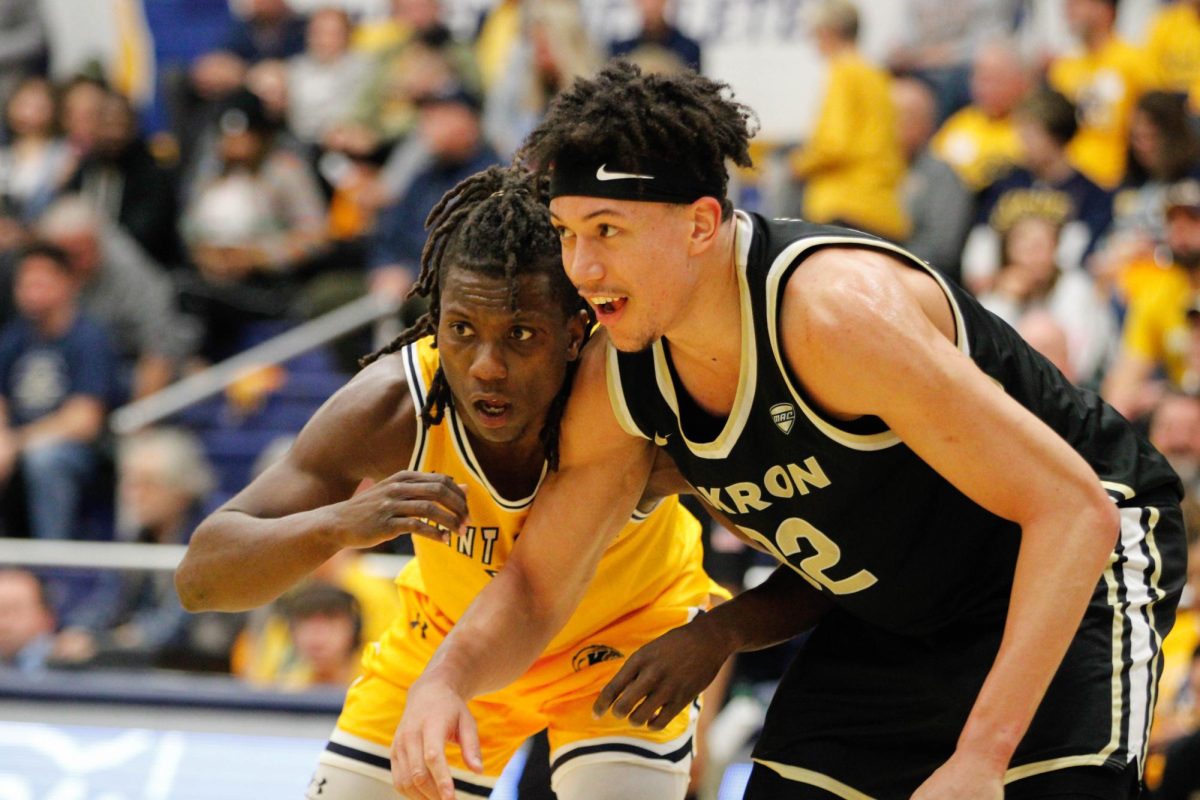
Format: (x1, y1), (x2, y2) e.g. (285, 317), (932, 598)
(566, 309), (589, 360)
(686, 196), (724, 256)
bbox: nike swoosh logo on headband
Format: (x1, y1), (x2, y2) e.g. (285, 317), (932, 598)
(596, 164), (655, 181)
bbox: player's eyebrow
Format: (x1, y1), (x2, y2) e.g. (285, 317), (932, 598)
(550, 208), (628, 222)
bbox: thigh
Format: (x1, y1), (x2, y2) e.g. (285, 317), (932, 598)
(320, 587), (543, 787)
(535, 604), (703, 794)
(305, 759), (495, 800)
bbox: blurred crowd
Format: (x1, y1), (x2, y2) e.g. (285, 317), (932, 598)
(0, 0), (1199, 796)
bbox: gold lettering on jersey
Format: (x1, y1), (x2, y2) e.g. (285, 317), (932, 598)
(787, 457), (830, 495)
(737, 517), (878, 596)
(698, 457), (831, 513)
(727, 482), (771, 514)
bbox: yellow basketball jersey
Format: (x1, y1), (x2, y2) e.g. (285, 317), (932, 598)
(394, 338), (709, 654)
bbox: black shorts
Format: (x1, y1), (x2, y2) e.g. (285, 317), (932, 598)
(748, 492), (1186, 800)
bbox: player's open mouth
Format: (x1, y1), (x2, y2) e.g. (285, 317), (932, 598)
(588, 295), (628, 320)
(473, 399), (512, 427)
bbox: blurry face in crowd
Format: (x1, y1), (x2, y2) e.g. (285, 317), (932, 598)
(1128, 109), (1163, 176)
(1015, 117), (1062, 175)
(120, 446), (194, 540)
(60, 82), (106, 154)
(1167, 207), (1200, 270)
(291, 612), (357, 682)
(392, 0), (440, 31)
(94, 94), (136, 159)
(0, 571), (55, 661)
(1149, 394), (1200, 485)
(552, 197), (702, 353)
(1064, 0), (1112, 40)
(892, 79), (936, 161)
(45, 228), (101, 279)
(307, 9), (352, 62)
(219, 128), (267, 169)
(971, 46), (1027, 119)
(249, 0), (291, 23)
(1005, 215), (1060, 283)
(14, 255), (75, 324)
(418, 101), (479, 159)
(5, 79), (56, 140)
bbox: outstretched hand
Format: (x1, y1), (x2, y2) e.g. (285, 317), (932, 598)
(392, 677), (483, 800)
(332, 471), (468, 549)
(593, 614), (734, 730)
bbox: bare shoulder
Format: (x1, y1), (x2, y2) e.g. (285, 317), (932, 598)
(780, 246), (958, 417)
(289, 352), (419, 481)
(557, 329), (650, 468)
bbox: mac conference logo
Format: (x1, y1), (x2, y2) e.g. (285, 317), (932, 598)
(770, 402), (796, 434)
(572, 644), (624, 672)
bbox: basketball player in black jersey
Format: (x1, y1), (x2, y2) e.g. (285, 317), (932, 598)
(393, 63), (1187, 800)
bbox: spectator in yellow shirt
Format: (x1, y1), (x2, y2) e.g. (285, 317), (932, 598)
(789, 0), (909, 240)
(931, 41), (1030, 192)
(1048, 0), (1154, 190)
(1103, 179), (1200, 419)
(1143, 0), (1200, 113)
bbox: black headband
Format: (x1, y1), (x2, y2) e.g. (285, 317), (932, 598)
(547, 159), (722, 205)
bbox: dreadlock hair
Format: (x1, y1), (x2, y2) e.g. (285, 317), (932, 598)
(361, 164), (591, 470)
(517, 61), (758, 219)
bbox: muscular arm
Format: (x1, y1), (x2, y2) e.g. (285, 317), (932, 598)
(175, 357), (466, 612)
(785, 249), (1119, 785)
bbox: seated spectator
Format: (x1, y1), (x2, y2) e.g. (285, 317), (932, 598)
(930, 40), (1030, 192)
(326, 0), (478, 158)
(278, 583), (363, 689)
(1143, 0), (1200, 114)
(38, 196), (198, 400)
(966, 87), (1113, 289)
(1148, 393), (1200, 499)
(51, 427), (241, 671)
(1110, 92), (1200, 247)
(1047, 0), (1152, 190)
(286, 8), (370, 149)
(978, 209), (1116, 384)
(609, 0), (701, 74)
(368, 84), (501, 300)
(0, 77), (74, 224)
(1016, 309), (1076, 382)
(64, 90), (182, 267)
(179, 90), (328, 361)
(0, 243), (114, 540)
(788, 0), (909, 241)
(892, 76), (973, 280)
(1103, 178), (1200, 418)
(484, 0), (599, 158)
(58, 77), (107, 162)
(0, 568), (56, 674)
(189, 0), (307, 107)
(473, 0), (522, 93)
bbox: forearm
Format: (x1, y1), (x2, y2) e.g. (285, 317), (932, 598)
(175, 507), (345, 612)
(419, 560), (588, 699)
(700, 565), (832, 654)
(957, 501), (1117, 769)
(17, 400), (103, 446)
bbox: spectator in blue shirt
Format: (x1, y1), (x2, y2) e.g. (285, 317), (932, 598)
(367, 84), (502, 300)
(609, 0), (702, 75)
(0, 568), (56, 674)
(0, 242), (115, 540)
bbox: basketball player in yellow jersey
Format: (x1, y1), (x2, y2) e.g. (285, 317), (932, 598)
(174, 166), (719, 800)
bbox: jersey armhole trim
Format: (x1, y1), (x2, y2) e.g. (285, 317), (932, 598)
(606, 341), (652, 441)
(401, 342), (430, 471)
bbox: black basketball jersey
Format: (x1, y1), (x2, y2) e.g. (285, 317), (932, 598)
(608, 212), (1181, 636)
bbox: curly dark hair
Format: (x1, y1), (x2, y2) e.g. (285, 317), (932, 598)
(361, 165), (590, 469)
(517, 61), (758, 218)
